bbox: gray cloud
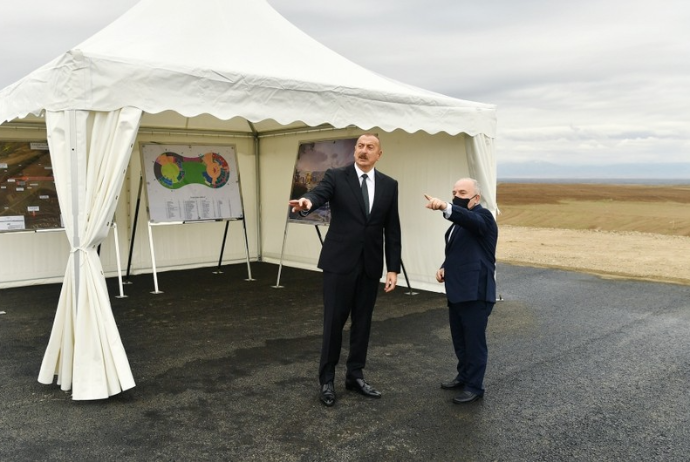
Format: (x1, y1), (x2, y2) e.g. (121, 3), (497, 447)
(1, 0), (688, 169)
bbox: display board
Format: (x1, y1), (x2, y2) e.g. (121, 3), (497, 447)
(0, 141), (62, 231)
(141, 144), (243, 223)
(287, 137), (357, 224)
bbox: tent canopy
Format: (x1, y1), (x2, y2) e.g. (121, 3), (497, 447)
(0, 0), (495, 137)
(0, 0), (497, 401)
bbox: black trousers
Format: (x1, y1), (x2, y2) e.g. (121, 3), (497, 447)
(318, 261), (380, 385)
(448, 299), (494, 395)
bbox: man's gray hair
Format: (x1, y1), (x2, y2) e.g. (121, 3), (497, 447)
(459, 177), (482, 197)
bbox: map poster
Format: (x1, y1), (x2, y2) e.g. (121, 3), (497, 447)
(0, 141), (62, 231)
(141, 144), (243, 223)
(288, 137), (357, 224)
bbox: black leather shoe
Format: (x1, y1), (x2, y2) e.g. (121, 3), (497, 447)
(345, 378), (382, 398)
(452, 390), (482, 404)
(320, 382), (336, 407)
(440, 378), (464, 390)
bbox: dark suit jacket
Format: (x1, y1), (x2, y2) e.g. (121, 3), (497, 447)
(303, 164), (402, 279)
(442, 203), (498, 304)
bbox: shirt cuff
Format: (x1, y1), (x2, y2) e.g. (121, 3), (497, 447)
(442, 202), (452, 219)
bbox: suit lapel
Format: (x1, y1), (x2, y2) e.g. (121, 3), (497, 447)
(446, 223), (459, 248)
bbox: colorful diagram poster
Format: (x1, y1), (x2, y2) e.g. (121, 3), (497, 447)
(0, 141), (62, 231)
(288, 137), (357, 224)
(141, 144), (243, 223)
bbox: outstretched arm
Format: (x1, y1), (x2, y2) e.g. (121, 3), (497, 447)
(289, 197), (313, 213)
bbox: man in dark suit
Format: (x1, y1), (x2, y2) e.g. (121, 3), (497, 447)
(424, 178), (498, 403)
(289, 134), (402, 407)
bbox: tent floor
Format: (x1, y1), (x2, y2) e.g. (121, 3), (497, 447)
(1, 262), (689, 461)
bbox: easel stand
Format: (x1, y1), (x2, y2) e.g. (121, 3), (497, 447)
(212, 218), (255, 282)
(128, 167), (254, 293)
(147, 218), (254, 294)
(147, 221), (165, 294)
(272, 215), (294, 288)
(273, 219), (326, 289)
(273, 219), (416, 294)
(400, 260), (417, 296)
(124, 175), (143, 285)
(212, 220), (231, 274)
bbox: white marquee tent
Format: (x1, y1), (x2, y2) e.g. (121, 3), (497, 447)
(0, 0), (497, 400)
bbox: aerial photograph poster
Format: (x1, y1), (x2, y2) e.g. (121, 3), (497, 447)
(288, 137), (357, 224)
(0, 141), (62, 232)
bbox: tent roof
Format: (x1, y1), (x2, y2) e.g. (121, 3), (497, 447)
(0, 0), (496, 137)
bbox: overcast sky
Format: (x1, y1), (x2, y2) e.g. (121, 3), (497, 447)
(1, 0), (688, 168)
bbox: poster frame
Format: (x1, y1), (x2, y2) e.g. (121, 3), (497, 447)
(286, 136), (358, 225)
(140, 142), (244, 224)
(0, 140), (62, 232)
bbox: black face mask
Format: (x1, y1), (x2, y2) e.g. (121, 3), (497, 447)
(452, 195), (476, 209)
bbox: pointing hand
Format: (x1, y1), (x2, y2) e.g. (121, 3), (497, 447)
(424, 194), (447, 211)
(289, 198), (313, 213)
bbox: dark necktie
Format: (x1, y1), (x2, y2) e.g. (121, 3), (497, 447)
(361, 174), (370, 217)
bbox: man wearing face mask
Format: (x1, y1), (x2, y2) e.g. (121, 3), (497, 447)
(424, 177), (498, 404)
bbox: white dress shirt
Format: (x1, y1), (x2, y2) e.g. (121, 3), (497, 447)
(354, 164), (375, 214)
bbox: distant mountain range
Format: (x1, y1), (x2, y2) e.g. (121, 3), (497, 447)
(497, 162), (690, 180)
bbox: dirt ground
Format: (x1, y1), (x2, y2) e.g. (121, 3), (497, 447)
(495, 183), (690, 286)
(497, 225), (690, 285)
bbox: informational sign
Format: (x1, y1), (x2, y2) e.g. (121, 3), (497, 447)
(0, 141), (62, 231)
(288, 137), (357, 224)
(141, 144), (243, 223)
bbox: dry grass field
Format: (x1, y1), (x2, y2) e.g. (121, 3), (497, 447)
(497, 183), (690, 236)
(495, 183), (690, 285)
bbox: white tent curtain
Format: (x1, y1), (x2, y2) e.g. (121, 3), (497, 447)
(465, 134), (499, 216)
(38, 107), (142, 400)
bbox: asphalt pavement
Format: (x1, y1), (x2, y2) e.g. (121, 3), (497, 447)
(1, 262), (689, 461)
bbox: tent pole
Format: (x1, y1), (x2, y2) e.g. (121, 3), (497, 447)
(125, 175), (143, 282)
(251, 130), (262, 261)
(68, 110), (81, 311)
